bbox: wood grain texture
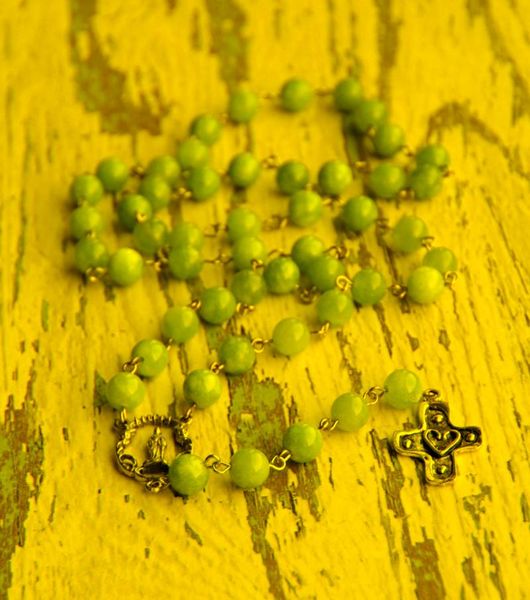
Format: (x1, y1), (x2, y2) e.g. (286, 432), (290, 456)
(1, 0), (530, 598)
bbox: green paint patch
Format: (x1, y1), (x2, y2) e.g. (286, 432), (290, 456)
(41, 300), (49, 332)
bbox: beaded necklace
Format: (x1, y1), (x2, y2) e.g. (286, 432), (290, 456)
(69, 76), (482, 496)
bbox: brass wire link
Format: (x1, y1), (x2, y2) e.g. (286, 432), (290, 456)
(363, 386), (386, 406)
(336, 275), (352, 292)
(421, 236), (435, 250)
(209, 361), (225, 374)
(122, 355), (143, 374)
(252, 338), (271, 353)
(269, 449), (292, 471)
(318, 418), (339, 431)
(389, 283), (408, 299)
(311, 322), (330, 337)
(204, 454), (231, 474)
(444, 271), (458, 288)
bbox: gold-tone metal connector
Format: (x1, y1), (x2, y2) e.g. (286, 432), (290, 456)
(204, 454), (231, 474)
(236, 302), (255, 315)
(422, 389), (441, 403)
(122, 356), (143, 375)
(363, 386), (386, 406)
(326, 244), (349, 259)
(209, 361), (225, 374)
(421, 236), (435, 250)
(250, 258), (265, 270)
(318, 417), (339, 431)
(444, 271), (458, 288)
(263, 214), (288, 231)
(336, 274), (352, 292)
(251, 338), (271, 353)
(269, 449), (292, 471)
(296, 285), (317, 304)
(84, 266), (107, 283)
(311, 322), (330, 337)
(189, 299), (202, 311)
(389, 283), (408, 299)
(354, 160), (371, 173)
(131, 164), (146, 177)
(261, 154), (279, 169)
(204, 253), (232, 265)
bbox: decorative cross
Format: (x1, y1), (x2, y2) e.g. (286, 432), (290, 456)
(392, 390), (482, 485)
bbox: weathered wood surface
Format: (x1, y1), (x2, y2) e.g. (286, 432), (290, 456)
(1, 1), (530, 598)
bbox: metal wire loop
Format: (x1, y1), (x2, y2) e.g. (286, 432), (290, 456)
(189, 299), (202, 311)
(318, 418), (339, 431)
(204, 454), (231, 474)
(122, 355), (143, 374)
(251, 338), (271, 353)
(84, 266), (107, 283)
(444, 271), (458, 288)
(422, 389), (441, 403)
(263, 214), (288, 231)
(421, 236), (435, 250)
(296, 285), (317, 304)
(209, 361), (225, 374)
(336, 275), (352, 292)
(326, 244), (349, 259)
(311, 322), (330, 337)
(389, 283), (408, 299)
(363, 386), (386, 406)
(236, 303), (255, 315)
(269, 450), (292, 471)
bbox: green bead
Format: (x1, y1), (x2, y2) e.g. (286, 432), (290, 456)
(168, 453), (209, 496)
(333, 77), (363, 112)
(187, 166), (220, 201)
(138, 175), (171, 212)
(70, 205), (104, 240)
(177, 137), (209, 169)
(283, 423), (322, 463)
(372, 123), (405, 157)
(406, 266), (445, 304)
(276, 160), (310, 195)
(228, 152), (261, 188)
(190, 114), (222, 146)
(368, 163), (406, 199)
(167, 222), (204, 250)
(391, 215), (428, 254)
(306, 255), (345, 292)
(228, 89), (259, 123)
(409, 164), (443, 200)
(288, 190), (323, 227)
(316, 289), (353, 327)
(131, 339), (169, 378)
(161, 306), (199, 343)
(384, 369), (422, 410)
(272, 318), (310, 356)
(133, 219), (168, 255)
(318, 160), (353, 196)
(263, 257), (300, 294)
(145, 155), (181, 187)
(218, 335), (255, 374)
(232, 236), (267, 270)
(340, 195), (378, 233)
(74, 237), (109, 273)
(199, 287), (237, 324)
(230, 270), (267, 305)
(350, 99), (388, 134)
(351, 268), (387, 306)
(168, 245), (203, 280)
(416, 144), (450, 170)
(96, 157), (129, 192)
(331, 393), (369, 432)
(108, 248), (144, 286)
(106, 372), (145, 410)
(291, 235), (325, 272)
(230, 448), (270, 489)
(117, 194), (153, 231)
(226, 207), (261, 241)
(422, 247), (458, 274)
(184, 369), (222, 409)
(280, 78), (313, 112)
(70, 174), (104, 205)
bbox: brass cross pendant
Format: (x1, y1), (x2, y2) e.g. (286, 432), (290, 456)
(392, 389), (482, 485)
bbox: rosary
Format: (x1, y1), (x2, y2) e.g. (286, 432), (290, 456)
(68, 76), (482, 497)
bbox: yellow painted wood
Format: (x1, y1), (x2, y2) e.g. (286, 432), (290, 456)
(1, 1), (530, 598)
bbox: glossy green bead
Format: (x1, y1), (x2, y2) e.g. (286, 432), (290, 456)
(406, 266), (445, 304)
(218, 335), (256, 374)
(372, 123), (405, 157)
(108, 248), (144, 286)
(131, 339), (169, 378)
(288, 190), (323, 227)
(422, 247), (458, 274)
(368, 163), (406, 199)
(384, 369), (422, 410)
(228, 89), (259, 123)
(168, 453), (209, 496)
(416, 144), (450, 170)
(318, 160), (353, 196)
(96, 157), (129, 192)
(232, 236), (267, 270)
(340, 195), (378, 233)
(226, 207), (261, 242)
(291, 235), (326, 272)
(306, 255), (345, 292)
(272, 318), (310, 356)
(230, 448), (270, 489)
(264, 257), (300, 294)
(145, 155), (180, 187)
(73, 237), (109, 273)
(70, 174), (104, 205)
(190, 114), (222, 146)
(228, 152), (261, 188)
(187, 166), (220, 201)
(199, 287), (237, 324)
(168, 245), (203, 280)
(391, 215), (428, 254)
(167, 222), (204, 250)
(283, 423), (322, 463)
(230, 269), (267, 305)
(333, 77), (363, 112)
(161, 306), (199, 343)
(316, 289), (353, 327)
(351, 268), (387, 306)
(350, 99), (388, 134)
(70, 205), (104, 240)
(183, 369), (222, 409)
(409, 164), (443, 200)
(133, 219), (168, 255)
(331, 393), (369, 432)
(177, 137), (209, 169)
(105, 372), (145, 410)
(280, 78), (313, 112)
(117, 194), (153, 231)
(138, 175), (172, 211)
(275, 160), (310, 195)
